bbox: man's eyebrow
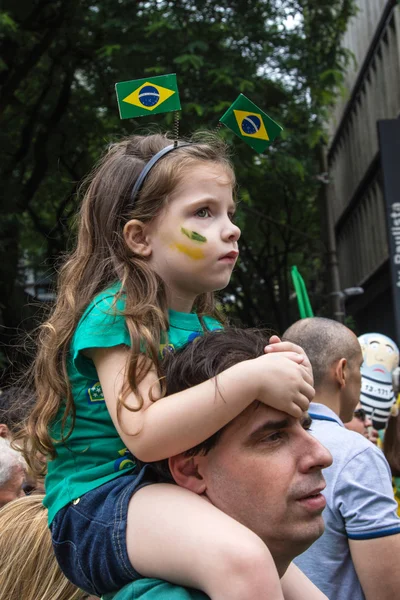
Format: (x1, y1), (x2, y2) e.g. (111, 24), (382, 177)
(302, 414), (312, 428)
(245, 418), (291, 445)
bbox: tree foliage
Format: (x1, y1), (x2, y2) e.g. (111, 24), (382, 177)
(0, 0), (356, 381)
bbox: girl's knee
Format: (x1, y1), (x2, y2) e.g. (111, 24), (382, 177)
(216, 529), (274, 576)
(208, 534), (282, 599)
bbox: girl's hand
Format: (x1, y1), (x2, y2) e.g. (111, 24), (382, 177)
(249, 351), (315, 418)
(264, 335), (314, 384)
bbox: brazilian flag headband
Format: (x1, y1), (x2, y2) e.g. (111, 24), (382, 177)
(115, 73), (283, 205)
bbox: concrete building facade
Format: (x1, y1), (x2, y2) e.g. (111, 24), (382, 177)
(327, 0), (400, 339)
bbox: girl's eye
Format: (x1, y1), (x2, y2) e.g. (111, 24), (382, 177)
(196, 207), (211, 218)
(228, 213), (236, 222)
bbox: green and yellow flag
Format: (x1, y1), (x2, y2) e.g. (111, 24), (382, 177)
(219, 94), (283, 153)
(291, 266), (314, 319)
(115, 74), (181, 120)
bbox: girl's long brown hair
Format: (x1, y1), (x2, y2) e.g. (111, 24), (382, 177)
(18, 132), (234, 475)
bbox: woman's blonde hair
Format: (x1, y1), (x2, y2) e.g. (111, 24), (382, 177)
(0, 495), (85, 600)
(18, 131), (234, 474)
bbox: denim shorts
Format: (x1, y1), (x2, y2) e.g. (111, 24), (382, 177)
(51, 464), (160, 597)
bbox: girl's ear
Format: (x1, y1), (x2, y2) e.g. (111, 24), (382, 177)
(123, 219), (152, 257)
(168, 454), (207, 495)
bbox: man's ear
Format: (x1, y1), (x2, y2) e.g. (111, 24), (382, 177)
(0, 423), (10, 438)
(168, 454), (207, 495)
(334, 358), (347, 388)
(123, 219), (152, 257)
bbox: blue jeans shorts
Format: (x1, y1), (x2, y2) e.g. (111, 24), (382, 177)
(51, 464), (159, 597)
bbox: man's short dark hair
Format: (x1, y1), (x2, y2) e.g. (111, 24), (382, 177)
(152, 328), (271, 480)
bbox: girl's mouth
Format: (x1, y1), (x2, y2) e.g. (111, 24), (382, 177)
(219, 251), (239, 263)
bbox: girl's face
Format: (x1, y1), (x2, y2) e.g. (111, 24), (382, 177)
(145, 162), (240, 311)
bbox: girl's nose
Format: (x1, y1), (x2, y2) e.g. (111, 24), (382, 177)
(223, 221), (241, 243)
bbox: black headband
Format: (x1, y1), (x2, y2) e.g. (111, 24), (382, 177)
(130, 142), (192, 205)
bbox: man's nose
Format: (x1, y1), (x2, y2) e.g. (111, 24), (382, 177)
(301, 435), (333, 472)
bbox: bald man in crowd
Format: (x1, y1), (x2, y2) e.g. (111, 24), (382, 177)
(284, 317), (400, 600)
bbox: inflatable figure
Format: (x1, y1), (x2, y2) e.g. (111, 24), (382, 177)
(359, 333), (399, 430)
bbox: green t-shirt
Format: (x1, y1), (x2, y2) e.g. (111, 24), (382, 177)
(44, 285), (222, 524)
(103, 578), (209, 600)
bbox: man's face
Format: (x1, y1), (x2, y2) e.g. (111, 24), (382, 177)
(0, 465), (26, 508)
(345, 402), (372, 437)
(197, 405), (332, 566)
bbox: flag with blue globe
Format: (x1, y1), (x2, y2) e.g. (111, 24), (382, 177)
(220, 94), (283, 153)
(115, 74), (181, 119)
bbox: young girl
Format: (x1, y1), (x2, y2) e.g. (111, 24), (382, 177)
(21, 132), (314, 599)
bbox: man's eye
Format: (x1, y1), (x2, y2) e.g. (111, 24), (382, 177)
(196, 207), (211, 218)
(263, 432), (282, 443)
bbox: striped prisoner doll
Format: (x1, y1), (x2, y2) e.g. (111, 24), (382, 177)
(359, 333), (399, 430)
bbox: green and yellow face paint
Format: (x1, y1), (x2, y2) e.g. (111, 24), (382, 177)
(170, 227), (208, 260)
(180, 227), (207, 243)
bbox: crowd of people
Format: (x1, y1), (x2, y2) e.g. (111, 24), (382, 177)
(1, 132), (400, 599)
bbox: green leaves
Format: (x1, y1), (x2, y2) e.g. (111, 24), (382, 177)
(0, 11), (18, 35)
(96, 44), (121, 58)
(173, 53), (204, 70)
(0, 0), (357, 376)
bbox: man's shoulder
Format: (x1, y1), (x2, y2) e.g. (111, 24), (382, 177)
(310, 409), (373, 455)
(310, 408), (396, 509)
(309, 406), (390, 483)
(312, 417), (370, 446)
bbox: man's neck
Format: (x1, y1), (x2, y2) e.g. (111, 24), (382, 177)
(270, 547), (297, 578)
(313, 389), (341, 418)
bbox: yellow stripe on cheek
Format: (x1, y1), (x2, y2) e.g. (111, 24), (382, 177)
(171, 243), (205, 260)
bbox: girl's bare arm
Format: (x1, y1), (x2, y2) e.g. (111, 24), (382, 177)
(281, 564), (328, 600)
(91, 344), (313, 462)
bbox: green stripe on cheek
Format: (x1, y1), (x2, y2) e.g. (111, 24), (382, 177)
(181, 227), (207, 243)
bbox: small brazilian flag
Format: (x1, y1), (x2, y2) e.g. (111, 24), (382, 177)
(115, 74), (181, 120)
(220, 94), (283, 153)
